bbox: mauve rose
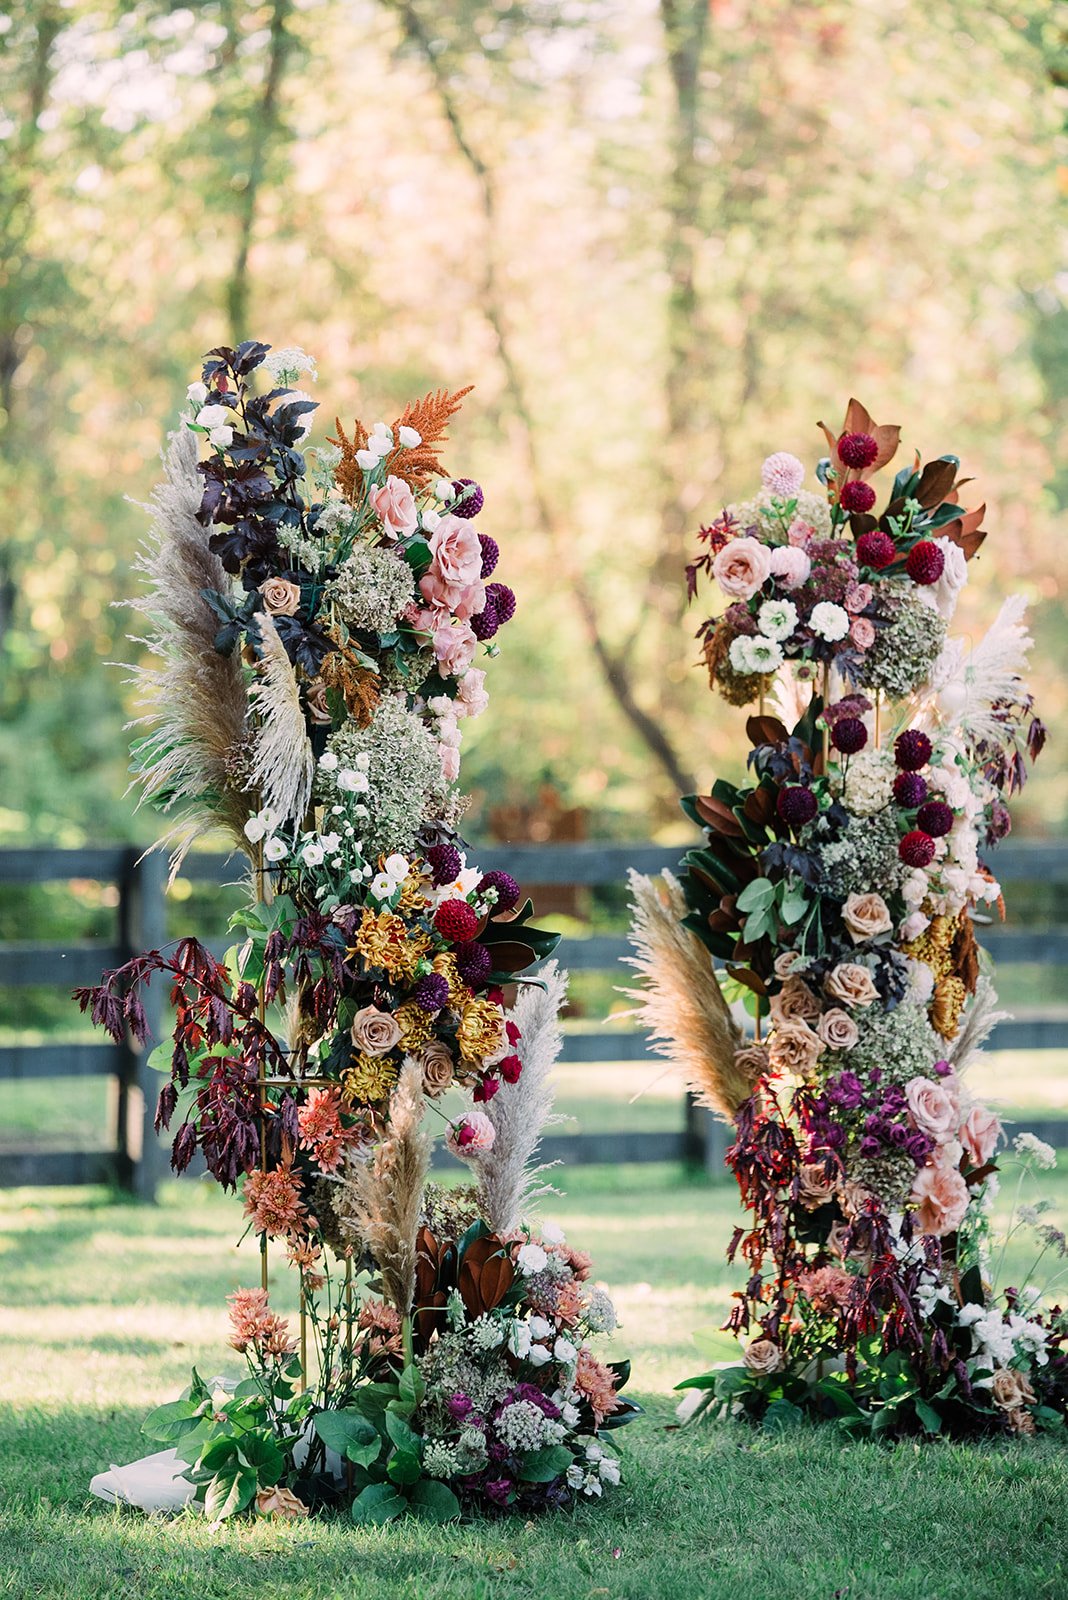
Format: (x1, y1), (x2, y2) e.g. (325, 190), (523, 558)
(768, 1019), (823, 1076)
(844, 582), (874, 614)
(824, 963), (879, 1008)
(905, 1076), (959, 1143)
(798, 1162), (837, 1210)
(742, 1337), (784, 1375)
(423, 515), (482, 603)
(911, 1160), (969, 1236)
(256, 1486), (310, 1520)
(787, 518), (814, 546)
(259, 577), (302, 616)
(769, 976), (822, 1027)
(369, 474), (418, 539)
(991, 1368), (1036, 1412)
(351, 1005), (402, 1057)
(733, 1042), (770, 1087)
(773, 949), (804, 980)
(960, 1103), (1002, 1168)
(850, 617), (876, 650)
(842, 891), (893, 944)
(768, 545), (811, 590)
(305, 681), (332, 725)
(818, 1008), (859, 1051)
(420, 1039), (455, 1098)
(712, 536), (772, 600)
(432, 620), (477, 678)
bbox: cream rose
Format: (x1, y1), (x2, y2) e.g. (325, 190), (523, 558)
(742, 1337), (784, 1375)
(818, 1008), (859, 1051)
(905, 1076), (960, 1144)
(419, 1039), (455, 1098)
(773, 949), (805, 980)
(824, 963), (879, 1008)
(960, 1104), (1002, 1168)
(767, 1019), (823, 1077)
(911, 1160), (969, 1237)
(351, 1005), (402, 1057)
(842, 891), (893, 944)
(991, 1368), (1036, 1413)
(712, 536), (772, 601)
(305, 681), (332, 725)
(259, 577), (302, 616)
(769, 976), (822, 1028)
(256, 1485), (310, 1519)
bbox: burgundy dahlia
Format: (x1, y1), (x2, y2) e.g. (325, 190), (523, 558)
(434, 899), (480, 943)
(450, 478), (484, 518)
(414, 972), (451, 1012)
(478, 869), (521, 911)
(855, 530), (896, 570)
(777, 785), (818, 828)
(916, 800), (954, 839)
(894, 729), (932, 771)
(486, 581), (516, 624)
(837, 431), (880, 470)
(840, 480), (877, 514)
(893, 771), (928, 808)
(478, 532), (500, 578)
(831, 716), (868, 755)
(899, 829), (936, 868)
(905, 539), (945, 586)
(425, 841), (462, 886)
(454, 940), (492, 984)
(471, 599), (500, 641)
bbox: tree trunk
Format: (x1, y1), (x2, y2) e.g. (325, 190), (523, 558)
(226, 0), (293, 343)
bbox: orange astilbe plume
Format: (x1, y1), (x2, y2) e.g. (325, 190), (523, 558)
(331, 386), (473, 502)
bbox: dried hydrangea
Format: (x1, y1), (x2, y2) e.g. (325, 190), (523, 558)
(730, 488), (832, 541)
(825, 998), (941, 1088)
(858, 591), (947, 698)
(321, 695), (444, 859)
(817, 809), (906, 901)
(323, 545), (415, 633)
(583, 1287), (618, 1335)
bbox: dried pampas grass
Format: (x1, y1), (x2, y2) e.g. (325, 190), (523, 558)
(623, 869), (748, 1121)
(121, 426), (251, 875)
(335, 1060), (430, 1315)
(951, 976), (1009, 1077)
(474, 961), (568, 1235)
(248, 613), (316, 827)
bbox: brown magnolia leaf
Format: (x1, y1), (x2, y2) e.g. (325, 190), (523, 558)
(964, 1159), (998, 1189)
(941, 503), (987, 561)
(746, 714), (788, 748)
(475, 1248), (514, 1312)
(458, 1236), (510, 1315)
(726, 964), (767, 996)
(744, 787), (778, 828)
(915, 458), (957, 509)
(483, 939), (537, 974)
(848, 512), (879, 537)
(820, 400), (900, 476)
(694, 794), (746, 837)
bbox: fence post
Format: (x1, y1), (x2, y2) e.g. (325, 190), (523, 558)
(683, 1092), (731, 1178)
(120, 849), (170, 1201)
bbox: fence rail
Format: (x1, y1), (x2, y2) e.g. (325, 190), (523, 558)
(2, 841), (1068, 1196)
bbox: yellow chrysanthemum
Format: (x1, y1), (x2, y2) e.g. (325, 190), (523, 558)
(456, 998), (506, 1065)
(341, 1053), (399, 1106)
(432, 952), (472, 1008)
(903, 914), (958, 982)
(351, 908), (431, 983)
(931, 976), (967, 1041)
(394, 1000), (435, 1051)
(396, 870), (431, 917)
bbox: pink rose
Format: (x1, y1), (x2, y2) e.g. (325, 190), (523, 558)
(452, 580), (487, 621)
(911, 1160), (969, 1237)
(769, 976), (822, 1027)
(768, 1019), (823, 1076)
(787, 518), (814, 547)
(432, 620), (477, 678)
(850, 618), (876, 650)
(844, 582), (873, 614)
(439, 741), (461, 782)
(712, 536), (772, 600)
(457, 667), (489, 718)
(768, 545), (812, 590)
(960, 1104), (1002, 1168)
(446, 1111), (496, 1158)
(905, 1076), (959, 1143)
(369, 474), (418, 539)
(421, 515), (482, 606)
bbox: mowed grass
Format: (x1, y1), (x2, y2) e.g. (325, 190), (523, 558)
(3, 1168), (1068, 1600)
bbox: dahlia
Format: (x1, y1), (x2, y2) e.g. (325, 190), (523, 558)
(895, 729), (933, 771)
(840, 481), (876, 514)
(855, 530), (896, 570)
(837, 431), (879, 469)
(243, 1163), (307, 1239)
(760, 451), (805, 497)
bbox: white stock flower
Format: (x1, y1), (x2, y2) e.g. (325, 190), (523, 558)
(370, 872), (395, 900)
(318, 750), (338, 771)
(197, 403), (230, 429)
(527, 1344), (552, 1367)
(383, 853), (409, 882)
(507, 1320), (532, 1359)
(529, 1315), (554, 1341)
(208, 425), (233, 448)
(540, 1221), (565, 1245)
(553, 1336), (578, 1364)
(516, 1242), (548, 1276)
(243, 816), (267, 844)
(186, 381), (208, 405)
(433, 477), (454, 501)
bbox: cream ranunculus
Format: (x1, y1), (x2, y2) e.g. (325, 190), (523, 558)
(824, 963), (880, 1008)
(712, 536), (772, 601)
(259, 577), (302, 616)
(350, 1005), (402, 1058)
(842, 891), (893, 944)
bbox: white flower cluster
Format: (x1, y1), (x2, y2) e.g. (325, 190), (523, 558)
(354, 420), (422, 474)
(731, 486), (832, 542)
(729, 634), (783, 676)
(422, 1439), (459, 1479)
(565, 1436), (621, 1498)
(467, 1314), (505, 1353)
(263, 345), (318, 386)
(1014, 1133), (1057, 1171)
(496, 1399), (565, 1453)
(958, 1303), (1050, 1371)
(842, 748), (896, 817)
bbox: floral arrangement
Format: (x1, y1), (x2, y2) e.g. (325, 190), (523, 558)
(628, 400), (1066, 1440)
(77, 341), (635, 1521)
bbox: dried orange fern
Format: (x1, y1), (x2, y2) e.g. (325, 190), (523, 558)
(330, 386), (473, 502)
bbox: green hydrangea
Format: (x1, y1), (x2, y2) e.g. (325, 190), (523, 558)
(825, 997), (941, 1087)
(816, 809), (906, 901)
(858, 590), (946, 699)
(322, 544), (415, 634)
(321, 694), (444, 859)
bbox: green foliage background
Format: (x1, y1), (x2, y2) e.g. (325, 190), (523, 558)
(1, 0), (1066, 846)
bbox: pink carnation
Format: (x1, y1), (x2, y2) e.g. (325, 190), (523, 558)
(768, 545), (811, 590)
(369, 475), (418, 539)
(446, 1111), (496, 1159)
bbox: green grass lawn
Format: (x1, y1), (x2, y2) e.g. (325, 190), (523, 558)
(3, 1168), (1068, 1600)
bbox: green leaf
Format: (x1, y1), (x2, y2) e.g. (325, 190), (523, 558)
(914, 1397), (942, 1436)
(518, 1445), (573, 1483)
(762, 1398), (804, 1432)
(779, 887), (810, 926)
(313, 1410), (382, 1468)
(351, 1483), (406, 1525)
(673, 1373), (719, 1392)
(386, 1449), (422, 1486)
(146, 1041), (176, 1074)
(204, 1462), (257, 1523)
(141, 1398), (203, 1444)
(408, 1479), (461, 1522)
(398, 1363), (427, 1411)
(735, 878), (775, 913)
(235, 1432), (284, 1485)
(384, 1410), (422, 1457)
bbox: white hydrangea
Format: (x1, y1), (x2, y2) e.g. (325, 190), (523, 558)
(842, 748), (896, 816)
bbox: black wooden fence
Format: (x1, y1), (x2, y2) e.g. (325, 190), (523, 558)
(2, 841), (1068, 1197)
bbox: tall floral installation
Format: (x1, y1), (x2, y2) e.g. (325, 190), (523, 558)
(627, 400), (1067, 1439)
(77, 341), (636, 1523)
